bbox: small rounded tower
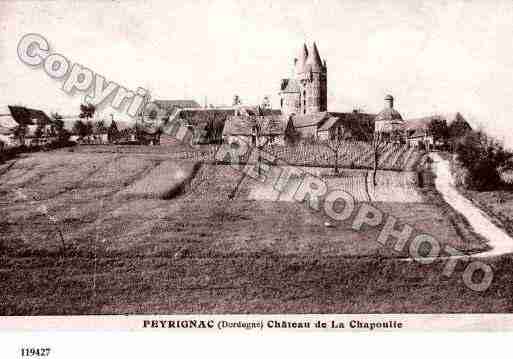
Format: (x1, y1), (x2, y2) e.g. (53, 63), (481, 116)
(375, 94), (404, 134)
(384, 94), (394, 109)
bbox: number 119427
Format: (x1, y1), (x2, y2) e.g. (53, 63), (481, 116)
(21, 348), (51, 357)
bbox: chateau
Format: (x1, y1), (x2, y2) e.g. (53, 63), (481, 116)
(279, 42), (328, 116)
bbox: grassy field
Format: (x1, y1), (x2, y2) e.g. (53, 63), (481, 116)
(0, 147), (502, 314)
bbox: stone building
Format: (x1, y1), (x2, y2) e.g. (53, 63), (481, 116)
(374, 95), (404, 138)
(279, 42), (327, 116)
(222, 113), (290, 146)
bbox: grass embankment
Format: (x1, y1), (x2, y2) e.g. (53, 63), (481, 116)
(436, 151), (513, 239)
(458, 187), (513, 238)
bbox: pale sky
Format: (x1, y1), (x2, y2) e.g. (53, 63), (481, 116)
(1, 0), (513, 145)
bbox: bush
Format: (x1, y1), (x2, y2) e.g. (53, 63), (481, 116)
(454, 130), (512, 190)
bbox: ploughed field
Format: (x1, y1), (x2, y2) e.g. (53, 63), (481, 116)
(0, 147), (507, 315)
(74, 141), (423, 171)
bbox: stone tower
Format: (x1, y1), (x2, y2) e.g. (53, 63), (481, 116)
(280, 42), (327, 116)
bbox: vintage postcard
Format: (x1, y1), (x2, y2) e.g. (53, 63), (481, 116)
(2, 0), (513, 349)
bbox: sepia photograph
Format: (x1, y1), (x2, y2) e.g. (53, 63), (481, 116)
(1, 0), (513, 335)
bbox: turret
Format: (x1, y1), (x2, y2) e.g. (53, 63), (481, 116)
(305, 42), (323, 73)
(295, 43), (309, 76)
(384, 94), (394, 109)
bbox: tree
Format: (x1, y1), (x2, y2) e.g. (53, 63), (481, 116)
(79, 103), (96, 120)
(455, 130), (512, 190)
(85, 121), (94, 141)
(228, 120), (270, 199)
(428, 117), (449, 149)
(368, 131), (389, 186)
(73, 120), (88, 139)
(324, 123), (349, 175)
(50, 112), (67, 140)
(448, 113), (472, 151)
(95, 120), (106, 134)
(52, 119), (69, 142)
(107, 120), (119, 143)
(232, 95), (242, 106)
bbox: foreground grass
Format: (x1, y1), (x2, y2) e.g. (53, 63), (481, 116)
(1, 253), (512, 314)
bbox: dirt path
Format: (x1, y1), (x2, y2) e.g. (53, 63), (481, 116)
(430, 153), (513, 257)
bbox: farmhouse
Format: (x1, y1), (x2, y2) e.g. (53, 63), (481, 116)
(318, 112), (370, 141)
(223, 112), (290, 146)
(291, 112), (331, 138)
(5, 105), (54, 146)
(402, 118), (434, 148)
(173, 108), (236, 144)
(142, 99), (235, 144)
(288, 111), (372, 142)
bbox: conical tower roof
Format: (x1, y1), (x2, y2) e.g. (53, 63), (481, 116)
(305, 42), (323, 72)
(295, 43), (309, 75)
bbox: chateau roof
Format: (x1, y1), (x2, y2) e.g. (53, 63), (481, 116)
(295, 43), (309, 74)
(305, 42), (324, 73)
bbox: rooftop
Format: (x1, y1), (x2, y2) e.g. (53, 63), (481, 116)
(152, 100), (201, 111)
(375, 107), (403, 123)
(223, 115), (287, 136)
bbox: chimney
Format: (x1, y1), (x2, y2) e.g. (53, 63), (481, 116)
(384, 95), (394, 109)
